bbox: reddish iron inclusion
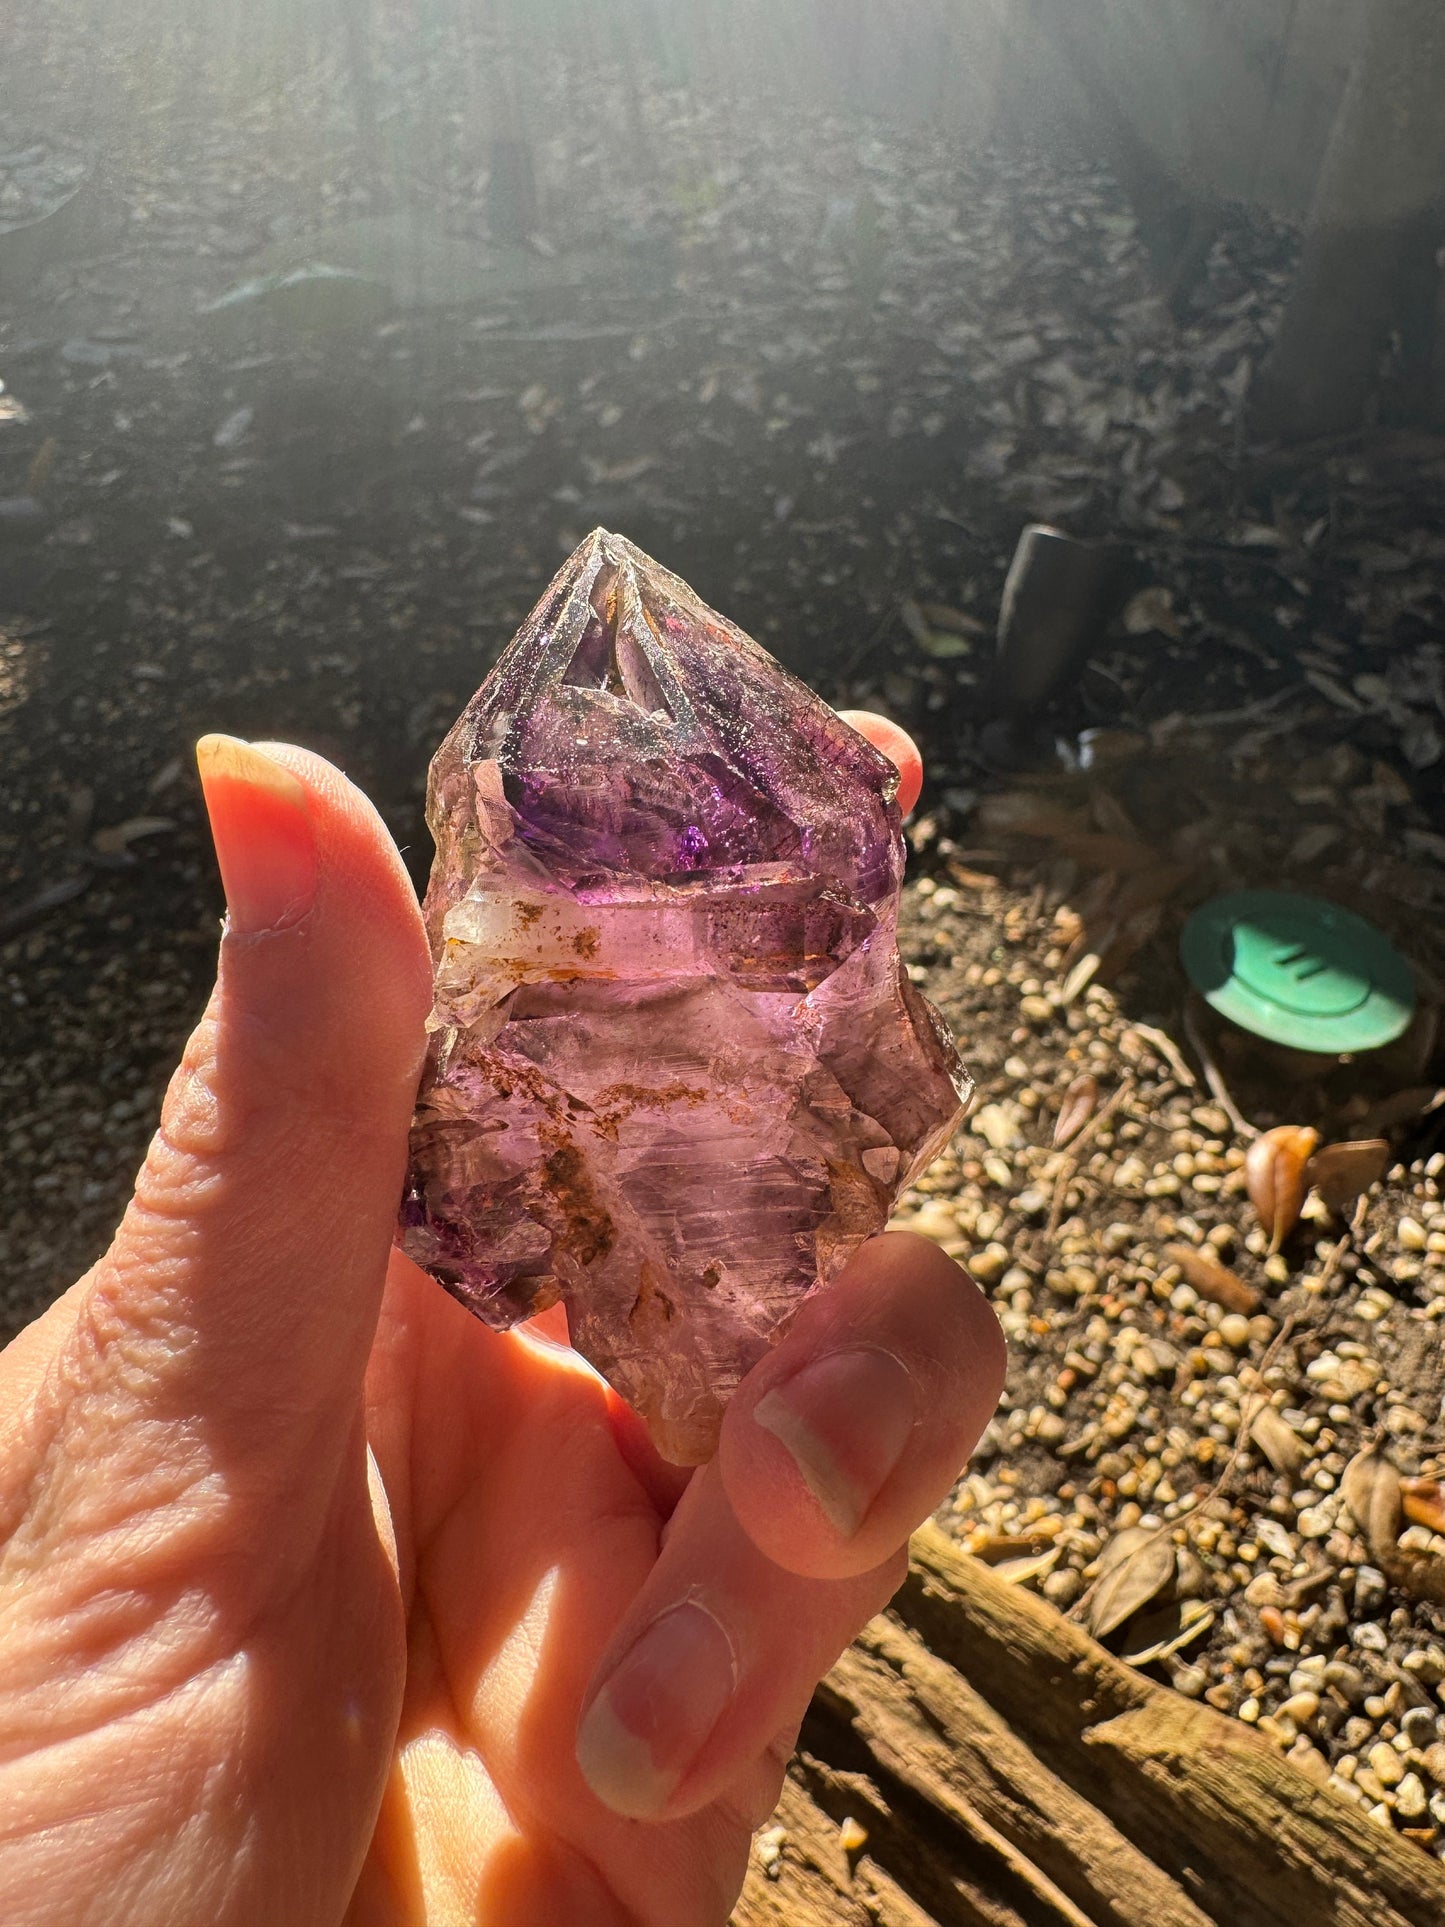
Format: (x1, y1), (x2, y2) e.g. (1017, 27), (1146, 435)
(401, 530), (969, 1462)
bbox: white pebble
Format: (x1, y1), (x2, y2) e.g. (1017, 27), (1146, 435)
(1395, 1772), (1428, 1820)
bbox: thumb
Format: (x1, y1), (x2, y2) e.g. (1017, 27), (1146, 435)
(71, 737), (431, 1483)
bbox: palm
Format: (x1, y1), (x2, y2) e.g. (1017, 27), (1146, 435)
(344, 1254), (777, 1926)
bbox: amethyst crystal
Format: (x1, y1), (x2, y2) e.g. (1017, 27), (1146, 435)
(401, 530), (969, 1462)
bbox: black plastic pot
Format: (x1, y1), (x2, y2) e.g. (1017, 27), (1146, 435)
(993, 524), (1131, 718)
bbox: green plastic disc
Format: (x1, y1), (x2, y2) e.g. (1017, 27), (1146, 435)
(1181, 890), (1415, 1053)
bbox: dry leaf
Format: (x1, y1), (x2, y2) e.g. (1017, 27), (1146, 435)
(27, 434), (58, 494)
(1097, 901), (1165, 979)
(1052, 830), (1162, 874)
(1086, 1526), (1176, 1639)
(1088, 788), (1140, 841)
(975, 792), (1091, 841)
(1390, 1549), (1445, 1607)
(1053, 1073), (1099, 1147)
(1250, 1405), (1304, 1478)
(917, 600), (988, 638)
(1110, 861), (1194, 920)
(1122, 585), (1182, 639)
(1341, 1445), (1403, 1566)
(1164, 1243), (1260, 1314)
(994, 1545), (1062, 1587)
(91, 815), (177, 859)
(969, 1532), (1058, 1564)
(1305, 1139), (1391, 1215)
(1123, 1602), (1215, 1667)
(1245, 1125), (1321, 1254)
(1060, 951), (1101, 1005)
(1402, 1478), (1445, 1538)
(1360, 1086), (1444, 1137)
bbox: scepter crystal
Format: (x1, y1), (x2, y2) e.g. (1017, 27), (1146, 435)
(400, 531), (969, 1462)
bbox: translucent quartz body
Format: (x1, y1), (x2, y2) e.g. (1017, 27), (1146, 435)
(401, 530), (970, 1462)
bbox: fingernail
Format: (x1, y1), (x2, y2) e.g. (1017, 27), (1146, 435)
(196, 735), (317, 936)
(576, 1601), (736, 1818)
(753, 1346), (915, 1538)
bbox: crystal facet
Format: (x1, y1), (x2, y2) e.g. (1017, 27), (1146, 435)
(401, 530), (970, 1462)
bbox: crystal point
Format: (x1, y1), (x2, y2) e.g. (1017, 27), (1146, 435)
(402, 530), (970, 1462)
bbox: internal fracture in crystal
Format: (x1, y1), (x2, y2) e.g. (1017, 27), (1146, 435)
(401, 529), (970, 1462)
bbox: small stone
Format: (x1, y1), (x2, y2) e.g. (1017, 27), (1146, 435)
(1172, 1663), (1208, 1698)
(1218, 1313), (1252, 1349)
(1355, 1567), (1389, 1615)
(1288, 1738), (1331, 1784)
(968, 1243), (1011, 1286)
(1395, 1772), (1428, 1820)
(838, 1816), (869, 1856)
(1326, 1662), (1367, 1704)
(1402, 1706), (1439, 1749)
(756, 1825), (787, 1878)
(1369, 1741), (1404, 1787)
(1280, 1691), (1320, 1725)
(1042, 1568), (1082, 1608)
(1352, 1622), (1390, 1654)
(1399, 1217), (1428, 1252)
(1420, 1742), (1445, 1785)
(903, 1200), (962, 1244)
(1354, 1766), (1391, 1806)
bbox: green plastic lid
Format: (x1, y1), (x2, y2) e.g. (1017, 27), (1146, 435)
(1181, 889), (1415, 1053)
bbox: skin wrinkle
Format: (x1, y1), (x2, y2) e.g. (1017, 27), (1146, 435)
(0, 1532), (255, 1765)
(0, 1647), (252, 1812)
(0, 1659), (260, 1927)
(2, 1416), (380, 1778)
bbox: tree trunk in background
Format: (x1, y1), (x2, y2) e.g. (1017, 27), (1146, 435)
(1019, 0), (1220, 321)
(1250, 0), (1445, 441)
(338, 0), (384, 198)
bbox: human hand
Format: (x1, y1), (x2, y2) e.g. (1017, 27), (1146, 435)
(0, 724), (1004, 1927)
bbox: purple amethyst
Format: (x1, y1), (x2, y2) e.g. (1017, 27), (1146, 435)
(401, 530), (969, 1462)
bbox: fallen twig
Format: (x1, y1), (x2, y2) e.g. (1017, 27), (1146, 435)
(1127, 1020), (1197, 1091)
(1182, 996), (1258, 1140)
(1047, 1074), (1136, 1240)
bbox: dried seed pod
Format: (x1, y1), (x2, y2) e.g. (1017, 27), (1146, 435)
(1341, 1445), (1403, 1566)
(1402, 1478), (1445, 1539)
(1245, 1125), (1320, 1254)
(1164, 1243), (1260, 1314)
(1304, 1138), (1391, 1216)
(1086, 1525), (1177, 1640)
(1053, 1072), (1099, 1148)
(1250, 1405), (1304, 1478)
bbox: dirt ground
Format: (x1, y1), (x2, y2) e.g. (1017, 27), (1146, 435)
(5, 0), (1445, 1866)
